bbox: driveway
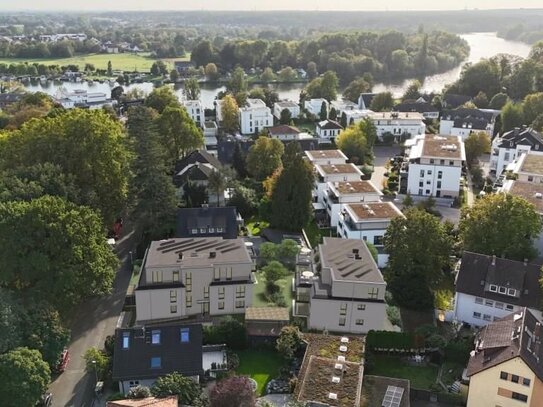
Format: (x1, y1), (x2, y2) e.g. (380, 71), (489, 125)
(371, 145), (402, 190)
(48, 227), (135, 407)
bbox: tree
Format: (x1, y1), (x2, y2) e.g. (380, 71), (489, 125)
(343, 77), (372, 103)
(340, 111), (348, 128)
(465, 131), (491, 165)
(0, 196), (119, 309)
(145, 86), (179, 114)
(501, 102), (525, 132)
(276, 325), (303, 360)
(232, 142), (248, 178)
(359, 117), (378, 149)
(83, 347), (110, 381)
(184, 78), (201, 100)
(532, 113), (543, 132)
(260, 67), (275, 82)
(227, 67), (248, 94)
(402, 80), (422, 101)
(0, 347), (50, 407)
(370, 92), (394, 111)
(156, 106), (204, 162)
(263, 260), (289, 282)
(169, 69), (179, 83)
(150, 62), (160, 76)
(459, 193), (542, 261)
(269, 143), (313, 230)
(127, 385), (151, 399)
(205, 63), (220, 81)
(184, 182), (208, 208)
(304, 70), (338, 102)
(111, 85), (124, 101)
(228, 184), (258, 218)
(489, 92), (508, 110)
(329, 107), (338, 121)
(208, 169), (226, 207)
(151, 372), (201, 403)
(0, 288), (22, 354)
(246, 136), (284, 181)
(210, 376), (255, 407)
(279, 66), (296, 81)
(384, 208), (452, 309)
(279, 108), (292, 124)
(336, 124), (370, 165)
(221, 94), (240, 134)
(523, 92), (543, 124)
(473, 91), (489, 109)
(319, 101), (328, 121)
(107, 60), (112, 76)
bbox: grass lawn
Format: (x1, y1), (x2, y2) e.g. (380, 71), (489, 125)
(0, 52), (190, 72)
(294, 118), (317, 134)
(441, 361), (465, 386)
(246, 216), (270, 236)
(304, 219), (335, 248)
(369, 355), (439, 390)
(252, 270), (293, 311)
(236, 349), (284, 396)
(434, 273), (455, 311)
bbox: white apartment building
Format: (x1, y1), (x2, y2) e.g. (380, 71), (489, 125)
(273, 100), (300, 120)
(330, 99), (358, 117)
(344, 109), (372, 126)
(305, 149), (348, 166)
(55, 89), (112, 109)
(406, 134), (465, 198)
(135, 237), (255, 324)
(183, 100), (205, 128)
(368, 111), (426, 142)
(304, 98), (329, 117)
(294, 237), (387, 334)
(322, 180), (382, 228)
(313, 163), (364, 208)
(239, 98), (273, 135)
(315, 120), (343, 140)
(490, 127), (543, 176)
(337, 202), (404, 267)
(440, 108), (498, 138)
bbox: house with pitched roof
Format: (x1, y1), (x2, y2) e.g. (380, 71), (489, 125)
(440, 108), (497, 138)
(466, 308), (543, 407)
(176, 206), (238, 240)
(490, 126), (543, 176)
(393, 98), (439, 120)
(316, 120), (343, 141)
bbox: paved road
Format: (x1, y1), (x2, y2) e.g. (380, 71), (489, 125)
(372, 145), (402, 189)
(49, 228), (135, 407)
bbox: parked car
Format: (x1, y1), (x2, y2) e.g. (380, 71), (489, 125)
(55, 349), (70, 373)
(36, 393), (53, 407)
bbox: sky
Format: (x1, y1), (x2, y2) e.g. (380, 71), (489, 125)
(4, 0), (543, 12)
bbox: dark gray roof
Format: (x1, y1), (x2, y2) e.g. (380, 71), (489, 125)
(441, 108), (494, 123)
(498, 127), (543, 150)
(0, 92), (23, 103)
(455, 252), (541, 309)
(393, 100), (438, 114)
(452, 117), (488, 130)
(318, 120), (343, 130)
(358, 93), (376, 109)
(112, 324), (204, 381)
(176, 206), (238, 239)
(174, 149), (221, 174)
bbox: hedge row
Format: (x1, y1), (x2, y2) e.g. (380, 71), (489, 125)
(366, 330), (425, 350)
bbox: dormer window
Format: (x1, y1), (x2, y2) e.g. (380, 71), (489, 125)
(508, 288), (517, 297)
(122, 332), (130, 349)
(499, 286), (507, 294)
(151, 330), (161, 345)
(489, 284), (498, 293)
(180, 327), (190, 343)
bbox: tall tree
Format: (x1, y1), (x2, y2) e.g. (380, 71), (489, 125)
(464, 131), (491, 165)
(210, 376), (255, 407)
(276, 325), (303, 360)
(402, 80), (422, 101)
(340, 111), (348, 128)
(459, 194), (542, 261)
(156, 106), (204, 162)
(0, 347), (51, 407)
(489, 92), (509, 110)
(319, 101), (328, 120)
(501, 102), (525, 133)
(107, 60), (112, 76)
(523, 92), (543, 124)
(260, 67), (275, 82)
(306, 61), (318, 79)
(221, 94), (240, 134)
(279, 108), (292, 124)
(343, 77), (372, 103)
(370, 92), (394, 111)
(207, 169), (226, 207)
(0, 288), (22, 354)
(205, 63), (220, 81)
(227, 67), (248, 94)
(232, 142), (248, 178)
(184, 78), (201, 100)
(145, 86), (179, 114)
(246, 136), (284, 181)
(336, 123), (370, 165)
(169, 69), (179, 83)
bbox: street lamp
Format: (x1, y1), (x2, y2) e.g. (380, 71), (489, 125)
(91, 360), (98, 383)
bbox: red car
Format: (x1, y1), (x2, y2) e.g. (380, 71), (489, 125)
(55, 349), (70, 373)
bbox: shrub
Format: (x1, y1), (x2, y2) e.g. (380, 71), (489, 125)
(270, 291), (287, 307)
(366, 331), (425, 350)
(127, 385), (151, 399)
(227, 351), (240, 370)
(386, 306), (402, 328)
(266, 280), (280, 295)
(426, 334), (447, 349)
(203, 317), (247, 350)
(444, 339), (472, 364)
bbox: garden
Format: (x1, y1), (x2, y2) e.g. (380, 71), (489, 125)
(235, 349), (285, 396)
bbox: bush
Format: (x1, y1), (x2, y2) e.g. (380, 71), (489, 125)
(127, 385), (151, 399)
(426, 334), (447, 349)
(266, 280), (280, 295)
(227, 351), (240, 370)
(444, 339), (472, 364)
(366, 331), (425, 350)
(203, 317), (247, 350)
(386, 306), (402, 328)
(270, 291), (287, 307)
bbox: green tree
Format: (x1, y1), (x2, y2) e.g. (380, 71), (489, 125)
(150, 62), (160, 76)
(489, 92), (508, 110)
(246, 136), (284, 181)
(402, 80), (422, 101)
(329, 107), (338, 121)
(151, 372), (201, 403)
(0, 196), (119, 309)
(83, 347), (110, 381)
(532, 113), (543, 132)
(276, 325), (303, 360)
(205, 63), (220, 81)
(107, 60), (112, 76)
(207, 169), (226, 207)
(232, 142), (248, 178)
(343, 77), (372, 103)
(501, 102), (525, 133)
(336, 124), (370, 165)
(523, 92), (543, 124)
(279, 108), (292, 124)
(473, 91), (489, 109)
(279, 66), (296, 81)
(263, 260), (288, 282)
(221, 94), (240, 134)
(304, 70), (338, 102)
(145, 86), (179, 114)
(0, 288), (22, 354)
(319, 101), (328, 120)
(359, 117), (378, 149)
(227, 67), (248, 94)
(184, 78), (201, 100)
(384, 208), (452, 310)
(169, 69), (179, 83)
(227, 184), (258, 218)
(370, 92), (394, 111)
(210, 376), (255, 407)
(459, 194), (542, 261)
(340, 111), (348, 128)
(260, 67), (275, 82)
(307, 61), (318, 79)
(156, 106), (204, 162)
(465, 131), (491, 165)
(0, 347), (50, 407)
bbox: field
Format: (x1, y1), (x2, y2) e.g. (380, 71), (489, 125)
(0, 52), (191, 72)
(235, 349), (284, 396)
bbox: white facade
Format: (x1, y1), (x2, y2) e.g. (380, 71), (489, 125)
(330, 99), (358, 118)
(490, 130), (543, 176)
(305, 149), (348, 166)
(183, 100), (205, 128)
(368, 112), (426, 141)
(273, 101), (300, 120)
(55, 89), (112, 109)
(314, 164), (364, 207)
(239, 98), (273, 135)
(344, 109), (372, 126)
(304, 98), (329, 117)
(315, 120), (342, 140)
(406, 135), (465, 198)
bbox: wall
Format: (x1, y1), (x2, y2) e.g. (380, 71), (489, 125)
(407, 163), (462, 198)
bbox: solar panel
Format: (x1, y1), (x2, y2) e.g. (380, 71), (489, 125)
(382, 385), (404, 407)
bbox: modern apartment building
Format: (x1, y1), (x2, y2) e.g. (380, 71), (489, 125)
(183, 100), (205, 128)
(239, 98), (273, 135)
(367, 111), (426, 142)
(135, 237), (255, 324)
(313, 163), (364, 209)
(490, 127), (543, 176)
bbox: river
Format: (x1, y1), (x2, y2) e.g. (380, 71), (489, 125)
(21, 32), (532, 108)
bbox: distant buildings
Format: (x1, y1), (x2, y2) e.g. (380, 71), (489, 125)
(440, 108), (498, 139)
(183, 100), (205, 128)
(268, 124), (308, 141)
(304, 98), (329, 117)
(175, 206), (239, 240)
(368, 111), (426, 142)
(239, 98), (273, 135)
(174, 61), (195, 76)
(393, 98), (439, 120)
(490, 127), (543, 176)
(273, 100), (300, 120)
(316, 120), (343, 141)
(54, 89), (113, 110)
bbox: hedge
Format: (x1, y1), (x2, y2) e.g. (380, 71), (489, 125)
(366, 330), (425, 351)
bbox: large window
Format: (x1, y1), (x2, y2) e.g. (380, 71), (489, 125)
(339, 303), (347, 316)
(368, 287), (379, 299)
(373, 236), (383, 246)
(512, 392), (528, 402)
(173, 271), (179, 282)
(185, 272), (192, 292)
(151, 330), (161, 345)
(218, 287), (225, 300)
(186, 295), (192, 308)
(204, 286), (209, 299)
(500, 371), (508, 380)
(152, 270), (163, 283)
(235, 300), (245, 309)
(236, 286), (246, 298)
(214, 268), (220, 280)
(511, 375), (519, 383)
(150, 357), (161, 369)
(122, 332), (130, 349)
(218, 301), (224, 310)
(339, 317), (346, 326)
(355, 319), (364, 326)
(180, 328), (190, 343)
(523, 378), (531, 387)
(226, 268), (232, 280)
(170, 290), (177, 303)
(170, 305), (177, 313)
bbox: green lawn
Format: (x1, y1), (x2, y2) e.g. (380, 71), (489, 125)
(0, 52), (190, 72)
(252, 270), (293, 311)
(246, 216), (270, 236)
(369, 355), (439, 390)
(304, 219), (334, 248)
(434, 273), (455, 311)
(236, 349), (284, 396)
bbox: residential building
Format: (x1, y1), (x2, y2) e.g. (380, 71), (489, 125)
(393, 98), (439, 120)
(454, 252), (542, 327)
(368, 111), (426, 142)
(176, 206), (238, 240)
(358, 93), (376, 110)
(174, 61), (195, 76)
(294, 237), (387, 333)
(183, 100), (205, 128)
(107, 396), (178, 407)
(313, 163), (364, 209)
(316, 120), (343, 140)
(304, 98), (329, 117)
(405, 134), (465, 198)
(439, 108), (497, 138)
(245, 307), (290, 343)
(323, 180), (382, 228)
(337, 202), (405, 267)
(343, 109), (372, 126)
(331, 99), (358, 117)
(203, 121), (218, 155)
(305, 149), (348, 166)
(273, 100), (300, 120)
(466, 308), (543, 407)
(135, 237), (254, 323)
(490, 127), (543, 176)
(112, 324), (204, 394)
(54, 89), (113, 109)
(268, 124), (303, 141)
(239, 98), (273, 135)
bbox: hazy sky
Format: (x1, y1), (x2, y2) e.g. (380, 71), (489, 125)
(5, 0), (543, 12)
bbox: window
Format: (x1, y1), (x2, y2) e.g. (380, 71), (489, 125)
(355, 319), (364, 325)
(489, 284), (498, 293)
(204, 286), (209, 299)
(428, 170), (432, 175)
(191, 228), (198, 234)
(449, 160), (454, 166)
(214, 268), (220, 280)
(373, 236), (384, 246)
(236, 286), (246, 298)
(339, 317), (346, 326)
(500, 371), (508, 380)
(173, 270), (179, 281)
(485, 299), (494, 307)
(420, 170), (425, 177)
(339, 303), (347, 316)
(186, 295), (192, 308)
(440, 160), (445, 165)
(180, 328), (190, 343)
(475, 297), (483, 304)
(426, 180), (431, 185)
(528, 176), (534, 182)
(473, 312), (481, 319)
(437, 181), (442, 189)
(506, 304), (514, 311)
(218, 287), (225, 300)
(511, 392), (528, 402)
(357, 304), (366, 311)
(438, 171), (443, 179)
(425, 189), (430, 194)
(150, 357), (161, 369)
(483, 314), (491, 321)
(185, 272), (192, 292)
(170, 290), (177, 303)
(122, 332), (130, 349)
(209, 227), (215, 233)
(152, 270), (163, 283)
(216, 227), (224, 233)
(523, 378), (531, 387)
(430, 159), (435, 164)
(419, 181), (424, 187)
(235, 300), (245, 308)
(499, 286), (507, 294)
(368, 287), (379, 299)
(218, 301), (224, 310)
(511, 375), (519, 383)
(200, 228), (206, 233)
(151, 330), (161, 345)
(508, 288), (516, 297)
(495, 302), (504, 309)
(170, 305), (177, 313)
(226, 268), (232, 280)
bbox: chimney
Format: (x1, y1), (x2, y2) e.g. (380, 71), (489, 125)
(209, 251), (216, 258)
(178, 252), (183, 260)
(491, 255), (496, 266)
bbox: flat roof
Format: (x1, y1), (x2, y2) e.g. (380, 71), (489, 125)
(305, 150), (347, 161)
(346, 202), (404, 221)
(506, 181), (543, 213)
(331, 180), (381, 195)
(369, 111), (424, 121)
(317, 163), (362, 176)
(144, 237), (252, 268)
(320, 237), (384, 284)
(520, 153), (543, 175)
(275, 100), (299, 108)
(409, 134), (464, 160)
(245, 307), (289, 321)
